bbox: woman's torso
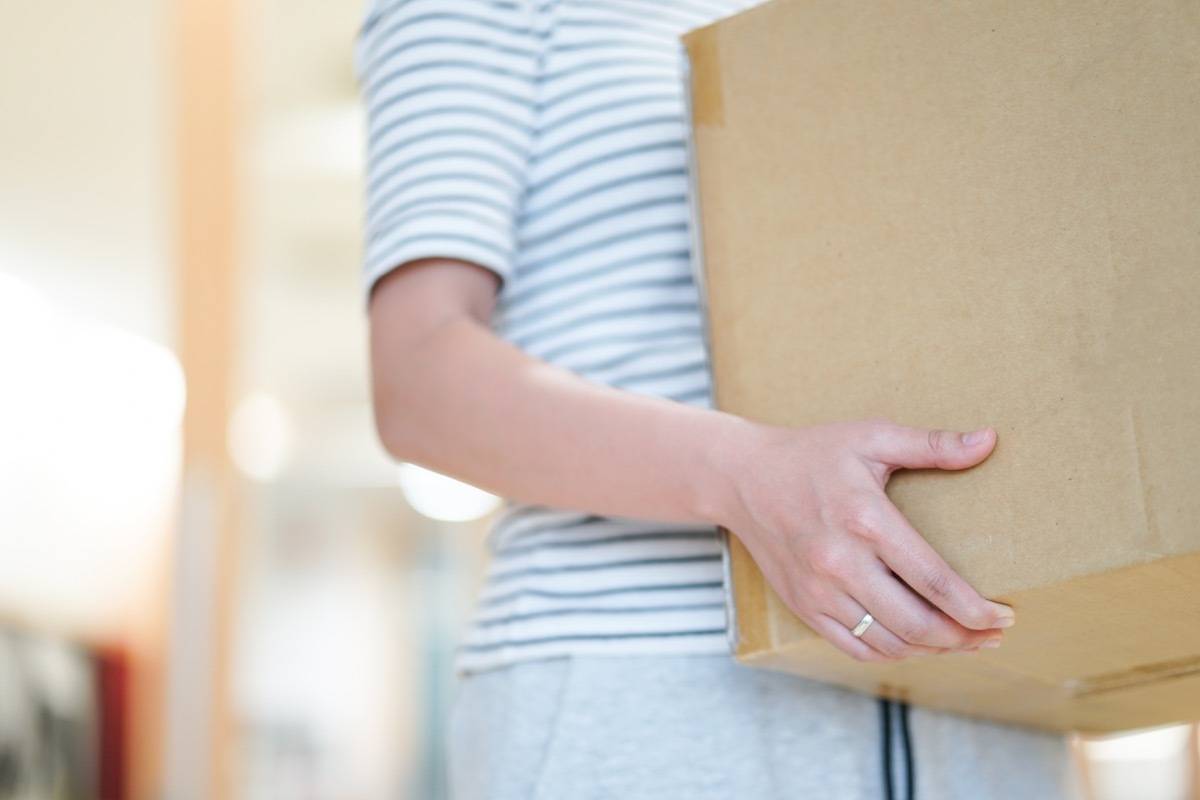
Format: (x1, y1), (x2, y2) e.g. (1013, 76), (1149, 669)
(462, 0), (759, 672)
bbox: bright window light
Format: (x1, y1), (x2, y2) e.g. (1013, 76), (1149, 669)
(0, 270), (185, 630)
(1084, 724), (1192, 761)
(396, 463), (501, 522)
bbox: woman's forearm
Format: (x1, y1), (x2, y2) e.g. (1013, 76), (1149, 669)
(370, 264), (750, 527)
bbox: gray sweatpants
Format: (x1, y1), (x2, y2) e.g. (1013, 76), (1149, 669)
(448, 655), (1078, 800)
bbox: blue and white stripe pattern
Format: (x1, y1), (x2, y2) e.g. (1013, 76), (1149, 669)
(357, 0), (755, 672)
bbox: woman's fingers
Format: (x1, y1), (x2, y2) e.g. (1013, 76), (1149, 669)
(849, 561), (1002, 650)
(810, 613), (895, 663)
(861, 422), (997, 472)
(814, 545), (990, 652)
(868, 498), (1015, 631)
(843, 421), (1014, 633)
(828, 593), (946, 659)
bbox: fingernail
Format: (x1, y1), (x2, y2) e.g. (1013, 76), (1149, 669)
(990, 603), (1016, 627)
(961, 428), (990, 446)
(980, 637), (1003, 649)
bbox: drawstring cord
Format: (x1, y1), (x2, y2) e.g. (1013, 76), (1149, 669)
(879, 699), (894, 800)
(879, 699), (915, 800)
(898, 701), (914, 800)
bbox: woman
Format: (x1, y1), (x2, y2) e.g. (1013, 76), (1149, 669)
(356, 1), (1075, 797)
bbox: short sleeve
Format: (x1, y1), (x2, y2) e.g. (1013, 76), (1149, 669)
(355, 0), (540, 300)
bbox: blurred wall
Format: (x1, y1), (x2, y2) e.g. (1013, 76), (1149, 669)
(0, 2), (176, 798)
(0, 0), (171, 343)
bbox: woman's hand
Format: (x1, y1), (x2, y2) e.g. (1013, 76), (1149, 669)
(713, 419), (1014, 662)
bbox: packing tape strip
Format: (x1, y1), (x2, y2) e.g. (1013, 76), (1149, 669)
(684, 25), (724, 127)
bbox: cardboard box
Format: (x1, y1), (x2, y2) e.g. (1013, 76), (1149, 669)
(684, 0), (1200, 733)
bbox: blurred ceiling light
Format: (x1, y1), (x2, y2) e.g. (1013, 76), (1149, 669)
(396, 464), (501, 522)
(228, 392), (292, 481)
(1084, 724), (1192, 761)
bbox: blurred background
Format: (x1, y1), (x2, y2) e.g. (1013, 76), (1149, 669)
(0, 0), (1196, 798)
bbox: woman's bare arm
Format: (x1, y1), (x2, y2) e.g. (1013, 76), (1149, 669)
(369, 258), (1014, 660)
(369, 258), (743, 526)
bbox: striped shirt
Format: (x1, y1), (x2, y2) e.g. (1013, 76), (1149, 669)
(356, 0), (756, 672)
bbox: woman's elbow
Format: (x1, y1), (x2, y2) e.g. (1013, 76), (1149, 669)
(369, 370), (424, 463)
(366, 258), (497, 462)
(371, 402), (406, 463)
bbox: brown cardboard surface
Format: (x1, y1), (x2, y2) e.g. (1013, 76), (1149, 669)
(686, 0), (1200, 733)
